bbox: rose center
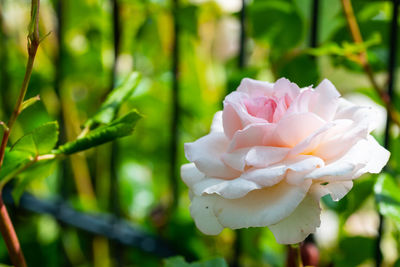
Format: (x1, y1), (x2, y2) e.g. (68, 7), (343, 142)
(245, 96), (278, 122)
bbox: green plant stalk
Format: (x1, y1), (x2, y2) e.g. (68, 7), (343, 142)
(0, 0), (40, 266)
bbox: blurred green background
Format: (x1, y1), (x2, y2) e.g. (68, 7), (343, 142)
(1, 0), (400, 266)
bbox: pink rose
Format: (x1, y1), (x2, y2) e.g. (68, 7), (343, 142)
(181, 78), (390, 244)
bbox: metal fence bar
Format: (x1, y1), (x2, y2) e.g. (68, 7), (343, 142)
(2, 186), (177, 258)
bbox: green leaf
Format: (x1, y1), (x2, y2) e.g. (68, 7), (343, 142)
(12, 121), (59, 156)
(334, 236), (375, 266)
(249, 1), (303, 52)
(163, 256), (228, 267)
(57, 110), (141, 155)
(0, 149), (32, 185)
(12, 159), (57, 203)
(86, 72), (141, 127)
(374, 173), (400, 226)
(21, 95), (40, 112)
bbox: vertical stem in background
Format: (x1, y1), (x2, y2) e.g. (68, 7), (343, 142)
(232, 1), (246, 267)
(238, 0), (246, 69)
(0, 1), (41, 266)
(0, 1), (12, 118)
(309, 0), (319, 49)
(376, 0), (399, 266)
(169, 0), (180, 211)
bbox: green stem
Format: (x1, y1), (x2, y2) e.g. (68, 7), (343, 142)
(0, 0), (41, 266)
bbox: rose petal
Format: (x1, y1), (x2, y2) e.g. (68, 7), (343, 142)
(184, 132), (241, 179)
(269, 194), (321, 244)
(245, 146), (290, 168)
(229, 123), (276, 151)
(310, 79), (340, 121)
(181, 163), (205, 187)
(275, 112), (326, 147)
(193, 177), (261, 199)
(213, 180), (311, 229)
(310, 181), (353, 201)
(221, 148), (250, 171)
(237, 78), (274, 96)
(273, 78), (301, 101)
(190, 196), (224, 235)
(285, 156), (325, 185)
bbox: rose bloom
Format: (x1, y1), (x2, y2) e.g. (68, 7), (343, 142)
(181, 78), (390, 244)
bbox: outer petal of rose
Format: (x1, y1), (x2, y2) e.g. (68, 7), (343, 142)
(213, 180), (311, 229)
(310, 181), (353, 201)
(310, 79), (340, 121)
(245, 146), (291, 168)
(284, 89), (314, 116)
(237, 77), (274, 96)
(181, 163), (205, 188)
(222, 146), (290, 171)
(190, 195), (224, 235)
(211, 111), (224, 133)
(285, 156), (325, 185)
(312, 135), (389, 182)
(184, 132), (241, 179)
(268, 194), (321, 244)
(275, 112), (325, 147)
(228, 123), (276, 151)
(243, 155), (324, 187)
(192, 177), (261, 199)
(334, 98), (378, 133)
(348, 135), (390, 178)
(314, 118), (371, 161)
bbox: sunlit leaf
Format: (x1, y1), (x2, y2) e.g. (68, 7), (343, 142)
(374, 173), (400, 226)
(57, 110), (141, 154)
(12, 121), (59, 156)
(86, 72), (141, 127)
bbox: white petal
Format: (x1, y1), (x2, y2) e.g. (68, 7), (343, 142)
(190, 196), (224, 235)
(181, 163), (205, 187)
(237, 78), (274, 96)
(211, 111), (224, 133)
(228, 123), (276, 151)
(285, 156), (325, 185)
(245, 146), (290, 168)
(221, 147), (250, 171)
(193, 177), (261, 199)
(275, 112), (325, 147)
(214, 180), (311, 229)
(184, 132), (241, 179)
(310, 181), (353, 201)
(269, 194), (321, 244)
(310, 79), (340, 121)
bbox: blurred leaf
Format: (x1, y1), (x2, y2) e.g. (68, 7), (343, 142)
(178, 5), (198, 36)
(21, 95), (40, 112)
(12, 121), (59, 156)
(86, 72), (141, 127)
(334, 236), (375, 266)
(12, 159), (57, 203)
(374, 173), (400, 226)
(249, 1), (303, 52)
(0, 149), (31, 185)
(276, 54), (319, 87)
(57, 110), (141, 154)
(164, 256), (228, 267)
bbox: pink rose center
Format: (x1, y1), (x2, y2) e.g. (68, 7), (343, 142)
(244, 96), (278, 122)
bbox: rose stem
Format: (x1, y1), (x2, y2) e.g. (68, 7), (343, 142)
(0, 0), (41, 266)
(341, 0), (400, 127)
